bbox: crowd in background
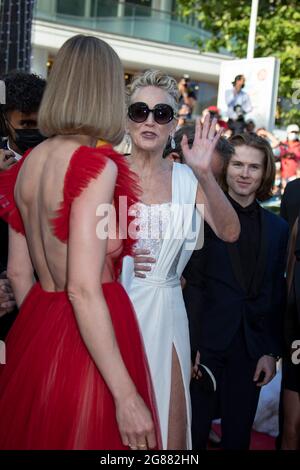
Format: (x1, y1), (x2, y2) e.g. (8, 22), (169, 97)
(176, 74), (300, 196)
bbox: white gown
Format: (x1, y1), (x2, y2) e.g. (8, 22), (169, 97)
(121, 163), (201, 449)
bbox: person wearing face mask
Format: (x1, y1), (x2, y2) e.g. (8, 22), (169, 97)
(283, 124), (300, 162)
(0, 72), (46, 338)
(0, 72), (46, 168)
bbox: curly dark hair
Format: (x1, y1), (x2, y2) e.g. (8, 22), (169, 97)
(1, 71), (46, 114)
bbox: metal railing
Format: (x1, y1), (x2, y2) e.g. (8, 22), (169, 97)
(35, 0), (211, 49)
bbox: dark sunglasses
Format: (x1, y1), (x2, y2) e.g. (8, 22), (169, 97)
(128, 102), (174, 125)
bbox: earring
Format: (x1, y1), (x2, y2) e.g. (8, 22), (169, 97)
(171, 136), (176, 150)
(125, 133), (131, 147)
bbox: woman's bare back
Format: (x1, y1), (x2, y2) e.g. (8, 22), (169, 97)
(14, 136), (86, 291)
(14, 135), (121, 291)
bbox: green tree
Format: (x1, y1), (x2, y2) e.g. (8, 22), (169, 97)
(177, 0), (300, 125)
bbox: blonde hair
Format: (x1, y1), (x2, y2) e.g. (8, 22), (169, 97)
(38, 35), (125, 145)
(127, 70), (179, 113)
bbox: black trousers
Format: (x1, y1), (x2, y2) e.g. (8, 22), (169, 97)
(191, 326), (261, 449)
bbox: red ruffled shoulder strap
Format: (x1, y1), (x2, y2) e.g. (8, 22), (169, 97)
(104, 145), (141, 276)
(0, 149), (32, 234)
(52, 145), (140, 276)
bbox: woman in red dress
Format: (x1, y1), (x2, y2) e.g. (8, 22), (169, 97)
(0, 35), (161, 450)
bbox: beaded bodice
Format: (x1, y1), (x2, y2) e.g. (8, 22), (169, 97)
(135, 202), (181, 279)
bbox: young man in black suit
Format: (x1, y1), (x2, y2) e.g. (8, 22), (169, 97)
(183, 133), (289, 449)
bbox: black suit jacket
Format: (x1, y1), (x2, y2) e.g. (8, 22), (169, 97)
(280, 179), (300, 230)
(0, 218), (8, 270)
(183, 206), (289, 360)
(280, 181), (300, 348)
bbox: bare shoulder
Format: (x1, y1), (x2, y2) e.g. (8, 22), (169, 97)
(102, 157), (118, 176)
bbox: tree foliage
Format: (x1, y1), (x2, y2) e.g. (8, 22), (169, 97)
(176, 0), (300, 125)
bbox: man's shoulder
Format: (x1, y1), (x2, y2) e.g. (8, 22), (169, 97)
(284, 178), (300, 195)
(261, 206), (289, 233)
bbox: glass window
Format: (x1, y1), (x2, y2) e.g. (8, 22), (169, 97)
(91, 0), (118, 17)
(57, 0), (85, 16)
(125, 0), (152, 17)
(126, 0), (151, 6)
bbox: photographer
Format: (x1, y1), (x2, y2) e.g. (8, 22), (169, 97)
(178, 75), (197, 116)
(225, 74), (252, 122)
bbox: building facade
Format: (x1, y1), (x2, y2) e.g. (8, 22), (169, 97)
(32, 0), (233, 110)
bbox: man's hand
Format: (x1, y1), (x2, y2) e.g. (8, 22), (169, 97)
(192, 350), (202, 380)
(0, 149), (16, 172)
(133, 249), (156, 279)
(253, 355), (276, 387)
(0, 272), (16, 317)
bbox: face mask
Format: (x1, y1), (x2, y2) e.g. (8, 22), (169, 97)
(13, 128), (46, 154)
(288, 133), (299, 142)
(273, 147), (281, 158)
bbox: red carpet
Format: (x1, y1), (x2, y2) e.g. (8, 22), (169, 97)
(211, 423), (276, 450)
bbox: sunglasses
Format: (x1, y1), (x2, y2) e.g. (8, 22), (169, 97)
(128, 102), (174, 125)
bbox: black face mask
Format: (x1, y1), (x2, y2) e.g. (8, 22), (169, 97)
(13, 128), (46, 154)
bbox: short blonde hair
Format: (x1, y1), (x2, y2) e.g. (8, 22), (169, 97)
(127, 70), (179, 113)
(38, 35), (125, 145)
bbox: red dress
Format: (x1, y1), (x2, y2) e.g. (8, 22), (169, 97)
(0, 145), (161, 450)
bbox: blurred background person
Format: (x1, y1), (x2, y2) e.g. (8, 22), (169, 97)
(0, 72), (46, 163)
(225, 75), (252, 135)
(282, 124), (300, 161)
(225, 74), (252, 120)
(177, 103), (192, 129)
(245, 119), (256, 133)
(0, 72), (46, 339)
(281, 152), (298, 190)
(178, 75), (197, 117)
(228, 104), (247, 135)
(206, 106), (228, 131)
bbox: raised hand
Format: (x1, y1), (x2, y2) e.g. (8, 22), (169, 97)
(181, 114), (222, 174)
